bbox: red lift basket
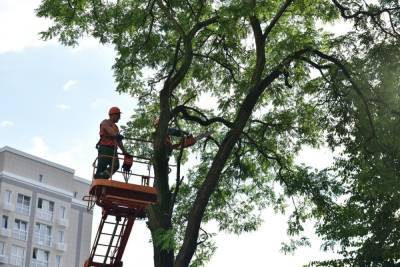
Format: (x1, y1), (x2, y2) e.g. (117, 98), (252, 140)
(84, 180), (157, 267)
(84, 152), (158, 267)
(89, 179), (157, 218)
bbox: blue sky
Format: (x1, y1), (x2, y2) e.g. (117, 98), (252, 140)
(0, 44), (136, 176)
(0, 31), (135, 178)
(0, 1), (339, 266)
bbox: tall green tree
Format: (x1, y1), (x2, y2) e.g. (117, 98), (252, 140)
(309, 42), (400, 266)
(36, 0), (400, 266)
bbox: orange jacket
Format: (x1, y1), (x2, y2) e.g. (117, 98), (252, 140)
(99, 122), (119, 147)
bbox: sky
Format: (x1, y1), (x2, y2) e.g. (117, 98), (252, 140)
(0, 1), (339, 266)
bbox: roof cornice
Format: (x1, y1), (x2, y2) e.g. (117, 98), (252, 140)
(0, 146), (75, 174)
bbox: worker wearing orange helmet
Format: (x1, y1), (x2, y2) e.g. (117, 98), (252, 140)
(95, 107), (128, 179)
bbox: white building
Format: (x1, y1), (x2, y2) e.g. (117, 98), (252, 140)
(0, 146), (93, 267)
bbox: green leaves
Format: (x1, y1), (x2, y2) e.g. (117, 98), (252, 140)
(154, 228), (176, 251)
(37, 0), (400, 266)
(313, 41), (400, 265)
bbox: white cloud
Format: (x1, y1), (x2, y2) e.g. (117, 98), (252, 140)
(0, 120), (14, 128)
(48, 139), (96, 178)
(90, 98), (104, 109)
(196, 92), (218, 111)
(0, 0), (55, 54)
(0, 1), (111, 54)
(69, 38), (106, 54)
(29, 136), (49, 157)
(27, 136), (95, 177)
(56, 104), (71, 110)
(324, 20), (353, 36)
(63, 80), (79, 91)
(296, 145), (336, 170)
(209, 209), (339, 267)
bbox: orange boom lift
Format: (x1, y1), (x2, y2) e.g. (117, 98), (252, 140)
(83, 131), (211, 266)
(83, 151), (157, 267)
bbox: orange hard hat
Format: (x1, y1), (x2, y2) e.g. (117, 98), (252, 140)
(109, 106), (121, 115)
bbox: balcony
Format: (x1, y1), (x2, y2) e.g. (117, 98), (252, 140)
(9, 256), (24, 266)
(2, 202), (14, 212)
(31, 259), (48, 267)
(55, 242), (67, 251)
(0, 228), (11, 237)
(15, 204), (30, 216)
(12, 229), (28, 241)
(34, 233), (52, 247)
(56, 217), (69, 227)
(36, 209), (53, 222)
(0, 255), (8, 264)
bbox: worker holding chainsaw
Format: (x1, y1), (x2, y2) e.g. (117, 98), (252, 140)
(153, 117), (209, 155)
(95, 106), (129, 179)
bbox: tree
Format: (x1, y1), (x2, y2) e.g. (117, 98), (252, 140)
(308, 42), (400, 266)
(36, 0), (400, 266)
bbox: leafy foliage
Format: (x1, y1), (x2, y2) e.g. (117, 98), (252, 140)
(36, 0), (400, 266)
(312, 42), (400, 266)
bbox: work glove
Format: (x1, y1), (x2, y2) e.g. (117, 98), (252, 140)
(116, 133), (124, 142)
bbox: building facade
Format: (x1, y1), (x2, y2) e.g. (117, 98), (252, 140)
(0, 146), (93, 267)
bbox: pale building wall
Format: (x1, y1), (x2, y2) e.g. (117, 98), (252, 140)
(0, 146), (92, 267)
(0, 147), (74, 191)
(0, 152), (4, 171)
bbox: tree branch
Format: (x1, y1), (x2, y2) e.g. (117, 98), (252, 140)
(172, 105), (234, 128)
(166, 37), (182, 82)
(193, 52), (239, 83)
(331, 0), (399, 19)
(167, 16), (219, 91)
(170, 146), (185, 217)
(174, 52), (297, 267)
(311, 49), (377, 138)
(263, 0), (294, 41)
(249, 15), (265, 84)
(157, 0), (185, 35)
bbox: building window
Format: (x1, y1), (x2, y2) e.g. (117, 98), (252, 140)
(38, 198), (54, 211)
(56, 255), (62, 267)
(1, 216), (8, 229)
(10, 245), (25, 267)
(4, 190), (12, 203)
(58, 230), (64, 243)
(13, 219), (28, 241)
(59, 206), (67, 219)
(34, 223), (52, 247)
(37, 198), (54, 221)
(39, 174), (43, 182)
(16, 194), (31, 215)
(0, 241), (4, 255)
(32, 248), (49, 267)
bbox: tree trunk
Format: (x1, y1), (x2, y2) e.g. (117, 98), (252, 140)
(148, 84), (175, 267)
(175, 71), (281, 267)
(148, 204), (174, 267)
